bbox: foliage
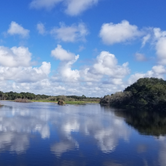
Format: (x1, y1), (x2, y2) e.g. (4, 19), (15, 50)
(0, 91), (100, 104)
(100, 91), (132, 107)
(58, 100), (65, 105)
(14, 98), (31, 103)
(100, 77), (166, 111)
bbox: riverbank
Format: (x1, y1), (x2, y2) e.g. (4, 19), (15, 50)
(31, 99), (99, 105)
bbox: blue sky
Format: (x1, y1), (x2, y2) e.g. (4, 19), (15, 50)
(0, 0), (166, 97)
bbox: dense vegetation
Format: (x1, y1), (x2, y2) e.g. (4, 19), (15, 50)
(0, 91), (50, 100)
(0, 91), (100, 104)
(100, 77), (166, 111)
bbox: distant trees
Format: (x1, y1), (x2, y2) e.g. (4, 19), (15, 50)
(100, 92), (132, 107)
(100, 77), (166, 111)
(0, 91), (100, 103)
(0, 91), (50, 100)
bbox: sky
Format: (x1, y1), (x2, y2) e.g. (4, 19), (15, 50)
(0, 0), (166, 97)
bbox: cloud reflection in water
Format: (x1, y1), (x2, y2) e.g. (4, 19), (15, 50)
(0, 101), (130, 156)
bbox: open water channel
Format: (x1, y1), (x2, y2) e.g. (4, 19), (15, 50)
(0, 101), (165, 166)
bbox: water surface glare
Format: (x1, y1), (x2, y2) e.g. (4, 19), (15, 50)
(0, 101), (164, 166)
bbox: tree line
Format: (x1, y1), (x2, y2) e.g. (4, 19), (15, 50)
(100, 77), (166, 111)
(0, 91), (100, 102)
(0, 91), (50, 100)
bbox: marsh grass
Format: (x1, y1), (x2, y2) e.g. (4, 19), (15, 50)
(14, 98), (31, 103)
(65, 101), (86, 105)
(31, 99), (57, 103)
(30, 99), (99, 105)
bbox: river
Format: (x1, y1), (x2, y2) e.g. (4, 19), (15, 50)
(0, 101), (164, 166)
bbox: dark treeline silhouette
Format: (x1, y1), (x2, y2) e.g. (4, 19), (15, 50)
(115, 109), (166, 136)
(100, 77), (166, 111)
(101, 105), (166, 136)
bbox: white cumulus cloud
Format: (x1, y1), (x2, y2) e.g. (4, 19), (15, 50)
(7, 21), (30, 38)
(51, 44), (77, 61)
(128, 65), (166, 85)
(51, 45), (80, 82)
(0, 46), (51, 83)
(0, 46), (31, 67)
(59, 56), (80, 82)
(156, 37), (166, 65)
(30, 0), (99, 15)
(65, 0), (98, 16)
(142, 34), (151, 47)
(0, 62), (51, 83)
(89, 51), (130, 78)
(50, 23), (88, 42)
(99, 20), (141, 45)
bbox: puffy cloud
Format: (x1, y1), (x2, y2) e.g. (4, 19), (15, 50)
(30, 0), (62, 10)
(153, 28), (166, 40)
(37, 23), (47, 35)
(139, 27), (166, 65)
(51, 44), (77, 61)
(15, 61), (51, 82)
(59, 55), (80, 82)
(30, 0), (99, 15)
(50, 23), (88, 42)
(0, 45), (50, 84)
(51, 45), (80, 82)
(89, 51), (130, 78)
(135, 53), (147, 62)
(50, 47), (130, 93)
(143, 28), (166, 65)
(152, 65), (166, 74)
(99, 20), (141, 45)
(128, 73), (147, 85)
(51, 47), (129, 85)
(156, 37), (166, 64)
(7, 21), (29, 38)
(0, 46), (31, 67)
(65, 0), (98, 16)
(0, 43), (131, 96)
(128, 65), (166, 85)
(142, 34), (151, 47)
(0, 62), (51, 83)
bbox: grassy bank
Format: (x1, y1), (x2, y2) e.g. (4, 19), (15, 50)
(65, 101), (86, 105)
(30, 99), (99, 105)
(31, 99), (57, 103)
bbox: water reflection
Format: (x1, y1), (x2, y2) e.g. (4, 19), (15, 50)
(1, 101), (166, 165)
(114, 109), (166, 136)
(102, 106), (166, 166)
(0, 132), (29, 154)
(158, 137), (166, 166)
(0, 101), (130, 156)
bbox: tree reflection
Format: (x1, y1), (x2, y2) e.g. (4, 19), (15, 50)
(115, 109), (166, 136)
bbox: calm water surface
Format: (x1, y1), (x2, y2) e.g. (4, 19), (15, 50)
(0, 101), (165, 166)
